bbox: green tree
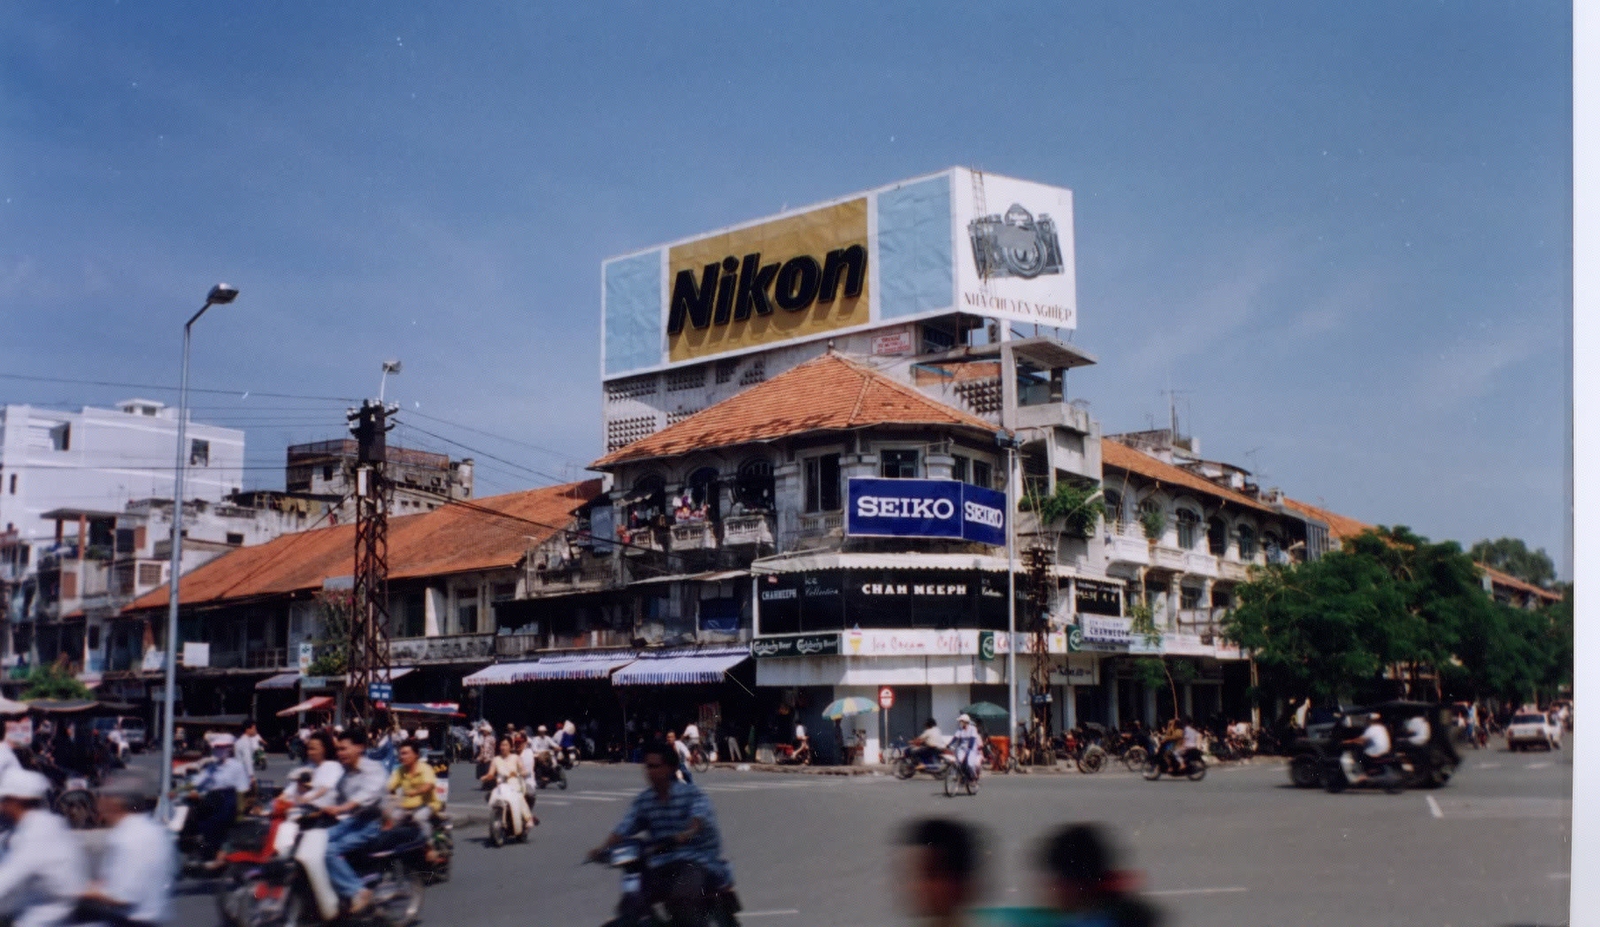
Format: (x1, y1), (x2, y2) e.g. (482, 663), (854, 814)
(21, 660), (92, 700)
(1020, 481), (1104, 537)
(1128, 603), (1196, 718)
(1468, 537), (1556, 588)
(305, 590), (353, 677)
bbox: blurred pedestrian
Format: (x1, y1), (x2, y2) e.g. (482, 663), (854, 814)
(899, 818), (982, 927)
(1037, 824), (1159, 927)
(78, 771), (173, 926)
(0, 768), (87, 927)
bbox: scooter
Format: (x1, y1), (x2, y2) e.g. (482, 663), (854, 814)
(558, 744), (581, 770)
(772, 741), (811, 766)
(589, 838), (741, 927)
(1322, 750), (1405, 794)
(486, 776), (531, 847)
(1142, 746), (1207, 782)
(235, 809), (429, 927)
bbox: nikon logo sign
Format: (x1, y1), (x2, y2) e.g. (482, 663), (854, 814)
(668, 246), (866, 335)
(666, 198), (869, 364)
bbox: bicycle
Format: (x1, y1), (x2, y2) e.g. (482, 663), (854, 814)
(688, 742), (711, 774)
(943, 750), (981, 797)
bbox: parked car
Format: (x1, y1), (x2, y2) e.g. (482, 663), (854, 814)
(1287, 701), (1459, 789)
(1505, 712), (1561, 751)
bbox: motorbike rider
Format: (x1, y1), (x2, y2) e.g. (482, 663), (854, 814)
(911, 719), (947, 768)
(386, 741), (443, 822)
(529, 725), (560, 776)
(0, 768), (87, 927)
(587, 741), (735, 927)
(1345, 711), (1392, 776)
(482, 737), (534, 834)
(191, 734), (250, 860)
(323, 727), (389, 916)
(77, 771), (173, 927)
(947, 715), (982, 781)
(515, 735), (542, 824)
(1156, 719), (1181, 774)
(1176, 719), (1201, 772)
(668, 732), (694, 785)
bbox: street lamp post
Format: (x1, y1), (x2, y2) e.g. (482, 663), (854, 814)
(157, 283), (238, 821)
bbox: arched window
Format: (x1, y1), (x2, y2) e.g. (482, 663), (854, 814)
(630, 473), (667, 525)
(733, 458), (774, 512)
(1236, 524), (1258, 560)
(1263, 532), (1284, 564)
(1103, 489), (1124, 532)
(1207, 517), (1228, 556)
(1175, 509), (1201, 550)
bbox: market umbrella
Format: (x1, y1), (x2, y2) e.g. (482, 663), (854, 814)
(960, 702), (1010, 721)
(0, 695), (28, 716)
(821, 697), (879, 720)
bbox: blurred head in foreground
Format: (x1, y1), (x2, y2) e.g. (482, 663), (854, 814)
(901, 817), (982, 924)
(1039, 824), (1160, 927)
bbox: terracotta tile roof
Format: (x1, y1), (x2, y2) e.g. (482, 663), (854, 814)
(1477, 565), (1563, 602)
(1281, 498), (1375, 542)
(1282, 498), (1561, 602)
(126, 480), (603, 612)
(593, 352), (997, 467)
(1100, 440), (1278, 514)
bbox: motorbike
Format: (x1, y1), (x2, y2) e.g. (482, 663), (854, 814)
(559, 744), (583, 770)
(1057, 730), (1108, 774)
(232, 810), (429, 927)
(1142, 746), (1207, 782)
(486, 776), (531, 847)
(589, 838), (741, 927)
(533, 757), (568, 791)
(893, 746), (950, 781)
(772, 742), (811, 766)
(1322, 749), (1406, 794)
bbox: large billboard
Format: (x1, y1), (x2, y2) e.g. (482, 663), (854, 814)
(601, 167), (1076, 378)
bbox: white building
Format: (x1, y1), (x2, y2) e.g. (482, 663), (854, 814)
(0, 400), (245, 571)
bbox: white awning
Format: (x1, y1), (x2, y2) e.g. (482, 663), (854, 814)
(462, 652), (637, 686)
(632, 570), (749, 587)
(611, 649), (750, 686)
(256, 673), (301, 691)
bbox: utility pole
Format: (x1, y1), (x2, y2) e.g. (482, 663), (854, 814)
(346, 398), (396, 724)
(1025, 545), (1055, 745)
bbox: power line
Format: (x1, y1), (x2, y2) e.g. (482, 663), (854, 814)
(0, 372), (358, 402)
(392, 419), (574, 486)
(401, 409), (588, 468)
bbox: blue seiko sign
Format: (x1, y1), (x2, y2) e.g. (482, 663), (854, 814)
(846, 478), (1007, 546)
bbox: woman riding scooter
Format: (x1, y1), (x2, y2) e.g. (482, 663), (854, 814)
(479, 738), (534, 845)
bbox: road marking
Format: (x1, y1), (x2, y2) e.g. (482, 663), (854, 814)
(1426, 795), (1443, 819)
(564, 794), (621, 802)
(1475, 762), (1501, 769)
(740, 910), (801, 918)
(534, 799), (570, 806)
(1549, 873), (1571, 880)
(1145, 887), (1248, 897)
(1526, 762), (1552, 769)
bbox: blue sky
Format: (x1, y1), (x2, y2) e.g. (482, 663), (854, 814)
(0, 2), (1571, 573)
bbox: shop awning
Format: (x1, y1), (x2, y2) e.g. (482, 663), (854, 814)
(611, 649), (750, 686)
(256, 673), (301, 690)
(349, 667), (414, 683)
(631, 569), (749, 587)
(462, 652), (638, 686)
(275, 696), (333, 717)
(389, 702), (464, 717)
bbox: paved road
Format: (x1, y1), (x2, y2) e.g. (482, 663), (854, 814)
(164, 741), (1572, 927)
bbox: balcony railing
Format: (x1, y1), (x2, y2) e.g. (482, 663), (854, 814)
(670, 522), (717, 551)
(799, 512), (843, 536)
(390, 632), (495, 664)
(528, 557), (618, 595)
(495, 633), (545, 657)
(541, 629), (634, 652)
(721, 513), (774, 547)
(1104, 527), (1151, 566)
(1219, 560), (1252, 582)
(1150, 546), (1187, 572)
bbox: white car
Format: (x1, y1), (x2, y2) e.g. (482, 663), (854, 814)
(1506, 712), (1560, 751)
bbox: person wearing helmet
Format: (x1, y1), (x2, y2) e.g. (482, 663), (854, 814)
(948, 714), (983, 781)
(529, 724), (560, 780)
(0, 768), (87, 927)
(192, 734), (250, 860)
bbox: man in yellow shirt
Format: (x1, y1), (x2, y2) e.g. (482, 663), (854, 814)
(387, 741), (443, 817)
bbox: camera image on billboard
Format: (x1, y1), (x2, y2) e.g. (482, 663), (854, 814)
(968, 202), (1064, 280)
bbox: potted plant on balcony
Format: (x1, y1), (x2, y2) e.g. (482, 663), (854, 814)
(1139, 507), (1167, 544)
(1021, 481), (1104, 538)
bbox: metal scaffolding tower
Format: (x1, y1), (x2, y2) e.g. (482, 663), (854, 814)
(1025, 545), (1055, 746)
(346, 399), (395, 723)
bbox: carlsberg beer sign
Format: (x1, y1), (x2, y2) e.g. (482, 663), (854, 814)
(846, 478), (1006, 546)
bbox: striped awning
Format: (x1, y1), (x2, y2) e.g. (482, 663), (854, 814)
(256, 673), (302, 690)
(611, 649), (750, 686)
(462, 652), (637, 686)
